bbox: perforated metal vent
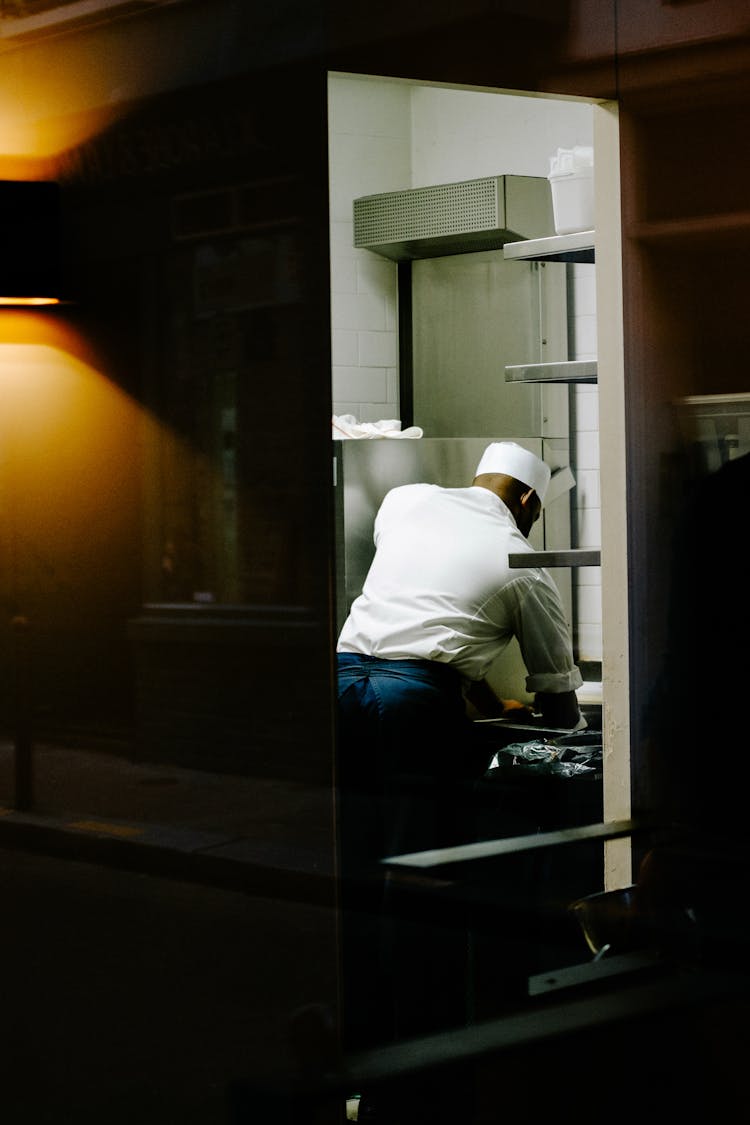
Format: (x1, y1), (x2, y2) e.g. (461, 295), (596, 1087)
(355, 177), (500, 246)
(352, 175), (551, 261)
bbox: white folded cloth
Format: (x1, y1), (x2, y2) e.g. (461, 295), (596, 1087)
(332, 414), (423, 440)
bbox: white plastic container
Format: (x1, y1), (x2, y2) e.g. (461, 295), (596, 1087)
(548, 146), (594, 235)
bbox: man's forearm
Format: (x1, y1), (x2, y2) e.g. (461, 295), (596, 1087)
(534, 689), (582, 728)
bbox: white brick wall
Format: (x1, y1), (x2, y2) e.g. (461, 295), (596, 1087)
(328, 74), (407, 423)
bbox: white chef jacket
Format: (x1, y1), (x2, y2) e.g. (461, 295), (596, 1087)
(337, 483), (582, 694)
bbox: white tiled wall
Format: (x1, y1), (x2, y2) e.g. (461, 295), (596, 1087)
(329, 75), (408, 423)
(328, 74), (602, 663)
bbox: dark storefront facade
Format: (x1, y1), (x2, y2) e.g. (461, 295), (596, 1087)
(0, 1), (748, 1121)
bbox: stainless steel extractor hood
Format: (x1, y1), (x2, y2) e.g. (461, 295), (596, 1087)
(353, 175), (554, 261)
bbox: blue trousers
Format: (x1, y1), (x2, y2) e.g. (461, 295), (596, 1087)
(336, 653), (482, 1052)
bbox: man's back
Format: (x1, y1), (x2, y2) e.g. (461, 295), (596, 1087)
(338, 482), (561, 681)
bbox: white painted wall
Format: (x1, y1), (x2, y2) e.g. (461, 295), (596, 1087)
(570, 264), (603, 665)
(328, 74), (602, 664)
(328, 75), (409, 423)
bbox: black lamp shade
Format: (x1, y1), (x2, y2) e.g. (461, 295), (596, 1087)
(0, 180), (61, 303)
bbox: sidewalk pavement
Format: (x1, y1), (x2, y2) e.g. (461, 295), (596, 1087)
(0, 736), (337, 900)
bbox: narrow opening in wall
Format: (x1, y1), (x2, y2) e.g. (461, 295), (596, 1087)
(328, 69), (631, 905)
(328, 73), (604, 685)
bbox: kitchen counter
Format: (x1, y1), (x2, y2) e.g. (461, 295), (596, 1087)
(472, 700), (602, 745)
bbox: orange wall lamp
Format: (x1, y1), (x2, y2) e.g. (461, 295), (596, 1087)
(0, 181), (61, 307)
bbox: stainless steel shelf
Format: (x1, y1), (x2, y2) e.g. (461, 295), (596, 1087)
(505, 360), (597, 384)
(503, 230), (595, 263)
(509, 549), (601, 568)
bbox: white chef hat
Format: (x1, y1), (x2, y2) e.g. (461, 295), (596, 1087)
(474, 441), (551, 502)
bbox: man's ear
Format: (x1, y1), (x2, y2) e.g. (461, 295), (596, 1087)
(519, 488), (534, 506)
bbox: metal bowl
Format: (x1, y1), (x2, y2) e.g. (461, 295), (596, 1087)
(568, 885), (639, 956)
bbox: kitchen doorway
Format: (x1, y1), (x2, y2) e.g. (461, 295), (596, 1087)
(327, 74), (629, 884)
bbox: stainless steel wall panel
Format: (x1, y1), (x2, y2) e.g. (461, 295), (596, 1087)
(410, 251), (569, 439)
(333, 435), (573, 627)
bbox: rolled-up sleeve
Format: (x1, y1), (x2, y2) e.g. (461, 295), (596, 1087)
(503, 573), (583, 694)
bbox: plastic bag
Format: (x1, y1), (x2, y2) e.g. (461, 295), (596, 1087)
(487, 736), (602, 779)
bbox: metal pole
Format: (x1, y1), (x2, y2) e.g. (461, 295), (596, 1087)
(11, 614), (32, 810)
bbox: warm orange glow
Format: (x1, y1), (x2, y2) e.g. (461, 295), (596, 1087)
(0, 341), (136, 444)
(0, 311), (107, 367)
(0, 154), (56, 180)
(0, 323), (205, 616)
(0, 17), (183, 164)
(0, 99), (121, 170)
(0, 30), (146, 164)
(0, 339), (143, 577)
(0, 297), (60, 306)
